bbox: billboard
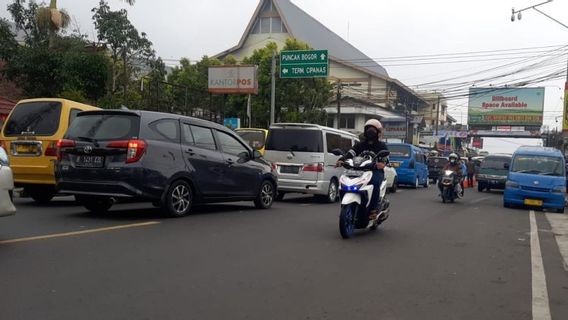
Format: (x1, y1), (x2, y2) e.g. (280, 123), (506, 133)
(208, 65), (258, 94)
(467, 87), (544, 127)
(382, 121), (406, 139)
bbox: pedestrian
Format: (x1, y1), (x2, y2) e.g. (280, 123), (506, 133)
(466, 157), (476, 188)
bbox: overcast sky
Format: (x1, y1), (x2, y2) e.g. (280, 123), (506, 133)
(1, 0), (567, 153)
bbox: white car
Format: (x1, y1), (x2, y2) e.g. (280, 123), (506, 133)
(384, 165), (398, 193)
(0, 146), (16, 217)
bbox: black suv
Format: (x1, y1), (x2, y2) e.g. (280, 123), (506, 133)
(427, 156), (449, 184)
(55, 110), (277, 216)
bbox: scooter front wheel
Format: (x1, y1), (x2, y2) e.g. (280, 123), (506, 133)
(339, 204), (357, 239)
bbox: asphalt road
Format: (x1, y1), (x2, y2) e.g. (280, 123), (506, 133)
(1, 185), (567, 320)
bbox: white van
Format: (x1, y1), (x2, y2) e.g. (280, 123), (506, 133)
(264, 123), (359, 202)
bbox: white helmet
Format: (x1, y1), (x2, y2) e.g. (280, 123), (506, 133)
(449, 153), (458, 161)
(364, 119), (383, 132)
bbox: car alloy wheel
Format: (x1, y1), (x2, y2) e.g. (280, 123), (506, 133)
(165, 180), (193, 217)
(255, 180), (274, 209)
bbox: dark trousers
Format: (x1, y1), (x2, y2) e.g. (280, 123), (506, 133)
(467, 174), (474, 187)
(369, 170), (384, 211)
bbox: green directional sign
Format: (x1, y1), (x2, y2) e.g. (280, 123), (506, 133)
(280, 49), (329, 78)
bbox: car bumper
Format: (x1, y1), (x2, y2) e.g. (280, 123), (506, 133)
(504, 188), (565, 210)
(0, 166), (16, 217)
(477, 177), (507, 189)
(395, 169), (416, 185)
(57, 180), (158, 199)
(277, 178), (329, 195)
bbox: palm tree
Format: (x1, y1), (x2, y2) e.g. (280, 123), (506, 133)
(36, 0), (70, 48)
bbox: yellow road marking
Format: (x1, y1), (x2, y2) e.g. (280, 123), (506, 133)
(0, 221), (160, 245)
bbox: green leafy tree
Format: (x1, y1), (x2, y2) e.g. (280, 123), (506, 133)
(7, 0), (46, 46)
(92, 0), (154, 97)
(0, 19), (18, 60)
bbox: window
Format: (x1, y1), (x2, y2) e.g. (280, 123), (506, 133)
(147, 119), (179, 142)
(511, 155), (564, 176)
(326, 133), (341, 153)
(340, 137), (354, 152)
(65, 114), (140, 141)
(4, 102), (62, 136)
(340, 115), (355, 129)
(236, 130), (266, 149)
(189, 125), (216, 150)
(217, 131), (249, 156)
(271, 17), (283, 33)
(182, 124), (194, 144)
(326, 117), (335, 128)
(389, 145), (411, 158)
(265, 129), (323, 153)
(260, 17), (271, 33)
(69, 109), (81, 126)
(415, 152), (424, 163)
(251, 20), (260, 34)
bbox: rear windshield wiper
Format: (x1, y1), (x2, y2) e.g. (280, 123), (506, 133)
(289, 148), (296, 157)
(76, 136), (99, 147)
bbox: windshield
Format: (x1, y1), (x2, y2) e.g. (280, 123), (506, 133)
(511, 155), (564, 176)
(236, 130), (266, 150)
(481, 157), (511, 170)
(65, 113), (140, 141)
(428, 157), (448, 167)
(3, 102), (62, 136)
(265, 128), (323, 153)
(389, 145), (411, 158)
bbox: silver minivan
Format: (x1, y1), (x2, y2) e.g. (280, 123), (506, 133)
(264, 123), (358, 202)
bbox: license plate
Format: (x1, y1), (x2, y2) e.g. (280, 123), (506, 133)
(280, 166), (300, 174)
(75, 155), (104, 168)
(392, 162), (401, 168)
(524, 199), (543, 206)
(15, 144), (38, 154)
(346, 170), (364, 177)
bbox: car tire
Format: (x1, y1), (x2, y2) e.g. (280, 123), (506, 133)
(423, 177), (429, 188)
(432, 178), (437, 184)
(163, 180), (193, 217)
(254, 180), (275, 209)
(275, 192), (286, 201)
(389, 178), (398, 193)
(324, 179), (339, 203)
(504, 202), (512, 208)
(555, 207), (565, 213)
(28, 187), (55, 204)
(76, 195), (114, 214)
(413, 177), (419, 189)
(477, 183), (484, 192)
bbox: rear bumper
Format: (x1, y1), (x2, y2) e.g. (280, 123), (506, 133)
(396, 169), (416, 185)
(477, 177), (506, 189)
(57, 180), (157, 199)
(277, 178), (329, 195)
(11, 163), (55, 185)
(504, 188), (565, 209)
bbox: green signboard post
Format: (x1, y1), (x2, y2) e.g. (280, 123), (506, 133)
(280, 49), (329, 78)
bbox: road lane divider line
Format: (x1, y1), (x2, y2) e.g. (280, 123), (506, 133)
(545, 213), (568, 271)
(0, 221), (160, 245)
(529, 210), (551, 320)
(468, 196), (490, 204)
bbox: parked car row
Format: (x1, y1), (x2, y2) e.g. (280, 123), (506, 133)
(0, 98), (433, 217)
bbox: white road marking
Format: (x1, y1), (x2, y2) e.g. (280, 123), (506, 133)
(545, 213), (568, 271)
(529, 210), (551, 320)
(468, 196), (490, 204)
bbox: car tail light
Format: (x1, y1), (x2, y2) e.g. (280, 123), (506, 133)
(56, 139), (76, 161)
(303, 163), (324, 172)
(108, 139), (146, 163)
(44, 141), (58, 157)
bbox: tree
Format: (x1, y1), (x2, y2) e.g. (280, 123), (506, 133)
(7, 0), (47, 47)
(0, 19), (18, 60)
(92, 0), (154, 98)
(35, 0), (70, 48)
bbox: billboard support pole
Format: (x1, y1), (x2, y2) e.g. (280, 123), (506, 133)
(247, 94), (252, 128)
(270, 50), (276, 125)
(435, 95), (440, 137)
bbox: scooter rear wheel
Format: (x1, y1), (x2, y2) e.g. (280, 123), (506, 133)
(339, 204), (357, 239)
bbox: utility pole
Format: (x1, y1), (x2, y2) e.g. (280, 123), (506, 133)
(270, 50), (276, 125)
(435, 95), (441, 137)
(336, 80), (341, 129)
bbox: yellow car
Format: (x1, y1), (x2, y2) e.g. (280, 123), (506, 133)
(0, 98), (99, 203)
(235, 128), (268, 155)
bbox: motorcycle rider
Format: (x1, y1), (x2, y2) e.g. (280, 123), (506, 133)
(336, 119), (388, 220)
(439, 153), (464, 197)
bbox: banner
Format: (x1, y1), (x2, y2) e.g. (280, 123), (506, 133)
(472, 137), (483, 149)
(468, 87), (544, 127)
(383, 121), (406, 139)
(208, 66), (258, 94)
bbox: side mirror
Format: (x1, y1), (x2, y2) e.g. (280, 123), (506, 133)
(377, 150), (390, 158)
(504, 163), (510, 170)
(252, 150), (262, 159)
(331, 148), (344, 156)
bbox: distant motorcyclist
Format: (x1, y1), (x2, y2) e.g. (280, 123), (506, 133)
(337, 119), (388, 220)
(439, 153), (464, 196)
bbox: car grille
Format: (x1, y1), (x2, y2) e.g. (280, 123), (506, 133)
(521, 186), (550, 192)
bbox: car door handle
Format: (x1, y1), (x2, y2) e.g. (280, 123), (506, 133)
(185, 148), (195, 156)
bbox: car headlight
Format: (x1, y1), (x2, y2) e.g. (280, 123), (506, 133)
(552, 186), (566, 193)
(506, 181), (519, 189)
(0, 147), (8, 166)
